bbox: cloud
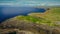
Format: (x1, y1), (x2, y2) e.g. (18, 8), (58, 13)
(0, 0), (60, 6)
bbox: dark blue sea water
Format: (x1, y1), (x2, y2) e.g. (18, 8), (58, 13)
(0, 6), (46, 23)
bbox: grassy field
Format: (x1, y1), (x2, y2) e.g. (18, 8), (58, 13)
(28, 7), (60, 26)
(29, 8), (60, 21)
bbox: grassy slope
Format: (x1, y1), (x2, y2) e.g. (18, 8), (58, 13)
(13, 15), (55, 27)
(43, 8), (60, 21)
(29, 8), (60, 21)
(28, 7), (60, 26)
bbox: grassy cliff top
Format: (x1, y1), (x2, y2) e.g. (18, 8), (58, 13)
(11, 15), (58, 27)
(28, 7), (60, 23)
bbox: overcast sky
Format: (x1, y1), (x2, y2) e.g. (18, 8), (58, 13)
(0, 0), (60, 6)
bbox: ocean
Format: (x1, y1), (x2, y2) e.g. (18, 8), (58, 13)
(0, 6), (46, 22)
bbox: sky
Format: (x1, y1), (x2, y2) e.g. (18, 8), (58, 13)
(0, 0), (60, 6)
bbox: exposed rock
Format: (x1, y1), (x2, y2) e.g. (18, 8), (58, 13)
(0, 16), (60, 34)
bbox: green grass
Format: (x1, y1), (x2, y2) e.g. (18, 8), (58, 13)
(13, 15), (57, 27)
(28, 7), (60, 22)
(27, 7), (60, 27)
(44, 8), (60, 21)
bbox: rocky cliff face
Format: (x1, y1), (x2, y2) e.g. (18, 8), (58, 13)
(0, 15), (60, 34)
